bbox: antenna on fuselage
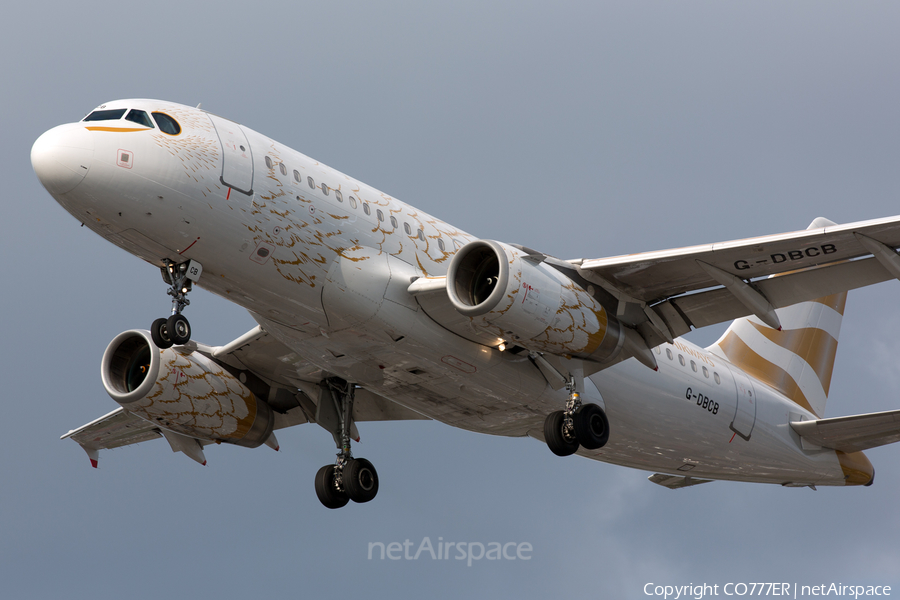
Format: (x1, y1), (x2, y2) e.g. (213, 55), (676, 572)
(196, 103), (202, 109)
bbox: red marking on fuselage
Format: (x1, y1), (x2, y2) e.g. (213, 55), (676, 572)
(179, 237), (200, 255)
(441, 355), (477, 374)
(729, 432), (737, 443)
(226, 187), (231, 200)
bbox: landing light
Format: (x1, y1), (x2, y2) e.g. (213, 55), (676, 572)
(498, 343), (507, 352)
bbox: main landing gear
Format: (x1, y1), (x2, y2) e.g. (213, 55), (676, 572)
(543, 376), (610, 456)
(150, 259), (202, 349)
(314, 378), (380, 509)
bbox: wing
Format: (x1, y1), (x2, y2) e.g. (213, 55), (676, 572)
(61, 408), (162, 467)
(791, 409), (900, 453)
(572, 215), (900, 341)
(63, 326), (427, 467)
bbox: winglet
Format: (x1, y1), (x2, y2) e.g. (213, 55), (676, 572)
(81, 446), (100, 469)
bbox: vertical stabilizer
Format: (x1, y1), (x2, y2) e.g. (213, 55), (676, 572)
(708, 218), (846, 418)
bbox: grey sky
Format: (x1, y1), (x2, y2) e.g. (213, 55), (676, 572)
(3, 1), (899, 597)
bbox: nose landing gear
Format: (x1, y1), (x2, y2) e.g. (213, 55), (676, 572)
(314, 378), (380, 509)
(150, 259), (202, 349)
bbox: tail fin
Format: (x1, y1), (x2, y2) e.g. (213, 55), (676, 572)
(708, 218), (846, 418)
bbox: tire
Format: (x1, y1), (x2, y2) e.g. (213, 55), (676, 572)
(151, 318), (173, 349)
(166, 314), (191, 345)
(574, 403), (610, 450)
(543, 410), (579, 456)
(315, 465), (349, 509)
(344, 458), (379, 503)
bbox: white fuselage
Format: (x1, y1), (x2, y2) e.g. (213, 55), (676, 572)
(33, 99), (862, 487)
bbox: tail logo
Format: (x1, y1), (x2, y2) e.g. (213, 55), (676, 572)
(712, 294), (845, 417)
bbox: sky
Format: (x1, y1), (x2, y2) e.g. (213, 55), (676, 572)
(3, 1), (900, 598)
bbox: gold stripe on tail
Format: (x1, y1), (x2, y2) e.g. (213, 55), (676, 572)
(711, 285), (846, 418)
(717, 330), (817, 415)
(745, 322), (839, 398)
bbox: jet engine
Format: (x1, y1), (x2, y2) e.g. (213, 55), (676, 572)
(446, 240), (626, 362)
(100, 330), (274, 448)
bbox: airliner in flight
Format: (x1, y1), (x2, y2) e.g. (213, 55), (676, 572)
(32, 99), (900, 508)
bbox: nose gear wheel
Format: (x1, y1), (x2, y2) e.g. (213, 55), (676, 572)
(150, 259), (201, 348)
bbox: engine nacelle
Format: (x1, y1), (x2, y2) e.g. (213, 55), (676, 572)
(446, 240), (625, 361)
(101, 330), (274, 448)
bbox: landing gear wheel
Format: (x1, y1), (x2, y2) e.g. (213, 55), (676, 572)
(166, 314), (191, 345)
(574, 403), (610, 450)
(544, 410), (579, 456)
(151, 318), (174, 349)
(344, 458), (379, 503)
(315, 465), (349, 509)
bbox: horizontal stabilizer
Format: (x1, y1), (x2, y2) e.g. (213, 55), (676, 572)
(791, 409), (900, 453)
(648, 473), (713, 489)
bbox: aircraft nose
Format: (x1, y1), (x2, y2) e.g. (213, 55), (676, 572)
(31, 124), (94, 195)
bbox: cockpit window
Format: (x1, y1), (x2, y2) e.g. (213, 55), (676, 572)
(125, 109), (154, 128)
(152, 112), (181, 135)
(83, 108), (127, 122)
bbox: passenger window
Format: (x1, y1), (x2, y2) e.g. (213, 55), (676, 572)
(265, 156), (273, 169)
(404, 223), (411, 235)
(308, 176), (315, 189)
(678, 355), (685, 366)
(438, 238), (445, 251)
(363, 203), (371, 215)
(83, 108), (127, 121)
(376, 209), (384, 222)
(280, 163), (287, 176)
(151, 112), (181, 135)
(293, 170), (301, 182)
(349, 196), (358, 209)
(714, 373), (721, 384)
(125, 109), (154, 128)
(321, 183), (329, 196)
(690, 360), (697, 372)
(702, 366), (709, 378)
(335, 190), (343, 202)
(666, 348), (673, 360)
(417, 229), (425, 241)
(390, 215), (398, 228)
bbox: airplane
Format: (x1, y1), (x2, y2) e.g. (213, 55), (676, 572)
(31, 98), (900, 508)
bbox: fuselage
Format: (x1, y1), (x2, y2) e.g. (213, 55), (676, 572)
(32, 99), (872, 487)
